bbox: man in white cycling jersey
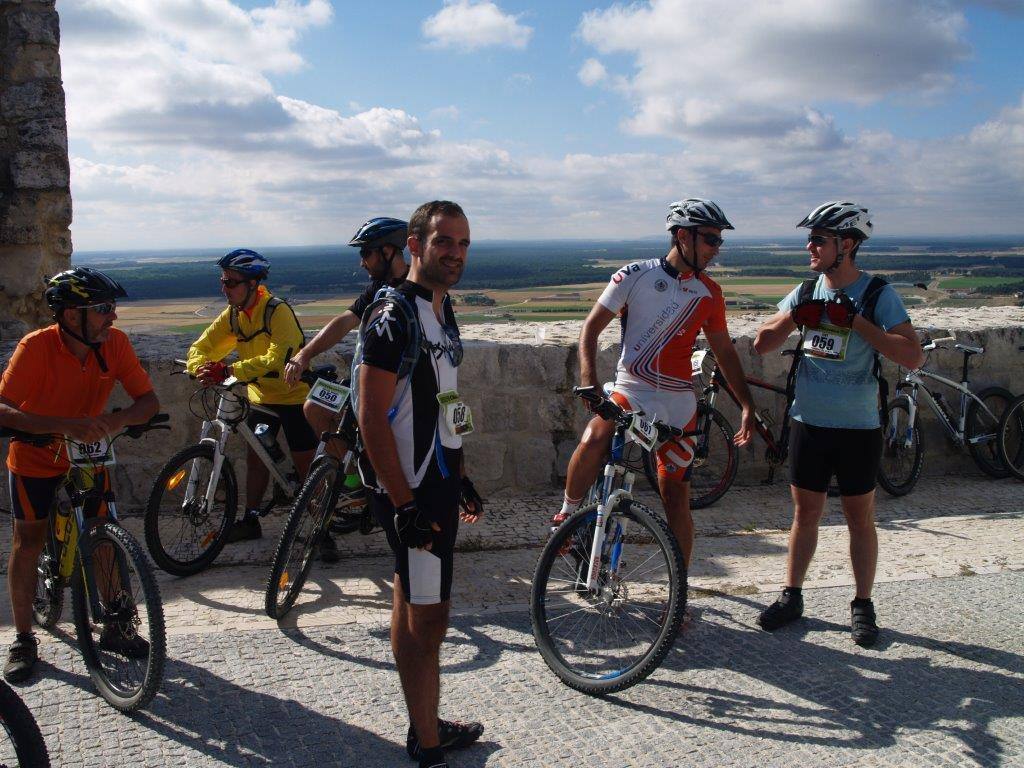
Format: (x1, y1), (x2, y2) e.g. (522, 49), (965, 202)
(558, 198), (755, 578)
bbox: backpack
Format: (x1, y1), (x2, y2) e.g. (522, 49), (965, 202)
(229, 296), (305, 351)
(796, 275), (891, 428)
(350, 286), (423, 424)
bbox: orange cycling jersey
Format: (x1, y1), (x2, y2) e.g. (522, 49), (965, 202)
(0, 325), (154, 477)
(598, 257), (727, 393)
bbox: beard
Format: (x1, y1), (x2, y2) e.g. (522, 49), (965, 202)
(421, 256), (464, 288)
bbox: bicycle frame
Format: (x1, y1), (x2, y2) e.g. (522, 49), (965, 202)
(894, 367), (1000, 448)
(585, 428), (636, 591)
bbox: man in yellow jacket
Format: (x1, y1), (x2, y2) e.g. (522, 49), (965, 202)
(187, 249), (318, 542)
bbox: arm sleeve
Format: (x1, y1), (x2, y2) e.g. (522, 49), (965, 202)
(186, 309), (236, 375)
(596, 264), (637, 315)
(111, 331), (154, 398)
(777, 284), (803, 313)
(360, 300), (410, 374)
(872, 286), (911, 332)
(231, 303), (305, 382)
(701, 282), (728, 334)
(348, 283), (379, 319)
(0, 339), (39, 406)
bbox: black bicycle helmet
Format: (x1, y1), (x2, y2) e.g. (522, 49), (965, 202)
(44, 267), (127, 312)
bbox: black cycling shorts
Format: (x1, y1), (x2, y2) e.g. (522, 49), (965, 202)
(8, 471), (110, 522)
(371, 478), (461, 605)
(789, 419), (882, 496)
(246, 403), (319, 453)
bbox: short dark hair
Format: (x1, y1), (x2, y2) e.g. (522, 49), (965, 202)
(408, 200), (466, 240)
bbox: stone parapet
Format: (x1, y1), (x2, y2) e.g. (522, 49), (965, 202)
(2, 309), (1021, 509)
(0, 0), (71, 339)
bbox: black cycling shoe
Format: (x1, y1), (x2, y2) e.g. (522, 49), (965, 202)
(851, 598), (879, 647)
(418, 747), (448, 768)
(319, 532), (339, 564)
(99, 624), (150, 658)
(226, 515), (262, 543)
(757, 588), (804, 631)
(3, 633), (38, 683)
(406, 719), (484, 760)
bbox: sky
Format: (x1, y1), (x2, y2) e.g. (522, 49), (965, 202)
(59, 0), (1024, 250)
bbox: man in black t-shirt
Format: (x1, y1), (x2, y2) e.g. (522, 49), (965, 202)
(356, 201), (484, 768)
(284, 217), (409, 561)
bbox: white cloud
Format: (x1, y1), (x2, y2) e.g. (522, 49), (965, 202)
(421, 0), (532, 51)
(578, 58), (607, 87)
(579, 0), (969, 141)
(428, 105), (462, 121)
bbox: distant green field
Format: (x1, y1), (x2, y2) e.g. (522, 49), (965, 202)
(937, 277), (1020, 289)
(716, 277), (802, 286)
(171, 323), (210, 335)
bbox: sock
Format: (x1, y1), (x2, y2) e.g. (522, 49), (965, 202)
(418, 746), (445, 768)
(782, 586), (802, 597)
(559, 495), (581, 517)
(852, 597), (873, 606)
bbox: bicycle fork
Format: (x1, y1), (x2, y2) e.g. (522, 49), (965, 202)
(585, 466), (633, 592)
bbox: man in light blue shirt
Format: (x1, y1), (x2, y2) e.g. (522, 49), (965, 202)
(752, 202), (924, 647)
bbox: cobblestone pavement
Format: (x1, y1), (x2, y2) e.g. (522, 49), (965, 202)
(0, 476), (1021, 766)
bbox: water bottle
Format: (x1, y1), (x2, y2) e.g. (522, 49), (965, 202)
(254, 423), (285, 462)
(343, 473), (361, 489)
(759, 407), (775, 428)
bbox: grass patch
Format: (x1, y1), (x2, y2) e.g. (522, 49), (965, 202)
(938, 276), (1021, 289)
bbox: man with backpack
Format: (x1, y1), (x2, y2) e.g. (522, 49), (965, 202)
(187, 249), (318, 542)
(354, 201), (484, 768)
(752, 202), (924, 646)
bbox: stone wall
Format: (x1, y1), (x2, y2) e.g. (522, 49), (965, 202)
(0, 1), (71, 340)
(2, 313), (1021, 510)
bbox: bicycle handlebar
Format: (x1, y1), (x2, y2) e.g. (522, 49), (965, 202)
(0, 412), (171, 446)
(573, 386), (683, 441)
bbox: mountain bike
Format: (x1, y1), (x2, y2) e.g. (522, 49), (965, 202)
(1, 416), (169, 712)
(145, 363), (355, 576)
(532, 386), (687, 696)
(878, 336), (1015, 496)
(264, 378), (373, 619)
(0, 679), (50, 767)
(997, 352), (1024, 482)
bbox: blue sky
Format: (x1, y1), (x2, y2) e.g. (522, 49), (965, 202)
(59, 1), (1024, 249)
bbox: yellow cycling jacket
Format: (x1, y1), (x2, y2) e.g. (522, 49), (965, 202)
(186, 286), (309, 405)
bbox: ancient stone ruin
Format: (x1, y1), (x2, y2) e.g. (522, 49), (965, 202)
(0, 0), (71, 340)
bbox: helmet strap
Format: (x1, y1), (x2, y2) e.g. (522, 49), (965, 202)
(679, 228), (702, 276)
(826, 234), (844, 272)
(56, 309), (109, 372)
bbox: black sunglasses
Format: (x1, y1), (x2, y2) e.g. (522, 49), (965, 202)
(807, 234), (837, 247)
(220, 277), (249, 288)
(698, 233), (724, 247)
(359, 246), (382, 260)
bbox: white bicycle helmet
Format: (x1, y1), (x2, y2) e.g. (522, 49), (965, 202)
(796, 201), (872, 240)
(665, 198), (734, 231)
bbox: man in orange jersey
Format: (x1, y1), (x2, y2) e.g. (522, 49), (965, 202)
(558, 199), (755, 574)
(0, 268), (159, 682)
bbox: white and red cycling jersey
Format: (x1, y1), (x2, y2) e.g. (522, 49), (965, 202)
(598, 256), (727, 395)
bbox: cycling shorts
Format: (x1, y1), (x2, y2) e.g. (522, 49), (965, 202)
(246, 403), (319, 453)
(8, 471), (110, 522)
(370, 477), (461, 605)
(789, 419), (882, 496)
(609, 386), (697, 484)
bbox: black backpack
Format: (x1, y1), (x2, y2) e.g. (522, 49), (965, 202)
(796, 275), (891, 428)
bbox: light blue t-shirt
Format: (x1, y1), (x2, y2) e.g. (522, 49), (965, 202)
(778, 271), (911, 429)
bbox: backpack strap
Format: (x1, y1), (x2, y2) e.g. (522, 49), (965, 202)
(858, 275), (891, 428)
(229, 296), (305, 348)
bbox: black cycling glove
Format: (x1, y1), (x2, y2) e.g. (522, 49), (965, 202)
(394, 500), (434, 549)
(459, 476), (485, 518)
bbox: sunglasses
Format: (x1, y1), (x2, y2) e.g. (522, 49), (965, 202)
(219, 277), (249, 288)
(359, 247), (382, 260)
(698, 233), (724, 248)
(807, 234), (834, 247)
(83, 302), (116, 315)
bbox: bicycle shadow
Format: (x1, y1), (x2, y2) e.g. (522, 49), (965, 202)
(605, 593), (1023, 764)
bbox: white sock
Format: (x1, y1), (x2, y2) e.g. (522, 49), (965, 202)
(559, 495), (581, 517)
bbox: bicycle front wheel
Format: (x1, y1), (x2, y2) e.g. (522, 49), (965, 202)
(877, 397), (924, 497)
(145, 444), (238, 576)
(998, 394), (1024, 482)
(531, 500), (686, 695)
(965, 387), (1013, 478)
(72, 521), (166, 712)
(265, 460), (341, 619)
(0, 679), (50, 767)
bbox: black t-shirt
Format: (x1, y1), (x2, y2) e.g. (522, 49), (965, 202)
(349, 275), (406, 320)
(358, 280), (462, 489)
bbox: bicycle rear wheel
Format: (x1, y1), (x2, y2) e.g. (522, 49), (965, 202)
(32, 539), (63, 630)
(531, 500), (686, 695)
(965, 387), (1013, 478)
(265, 460), (342, 619)
(145, 444), (238, 576)
(0, 679), (50, 767)
(72, 521), (166, 712)
(998, 394), (1024, 482)
(877, 398), (924, 497)
(645, 404), (737, 508)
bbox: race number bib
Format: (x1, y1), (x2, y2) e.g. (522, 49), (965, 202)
(67, 437), (116, 467)
(627, 413), (657, 452)
(436, 390), (474, 437)
(803, 324), (850, 361)
(691, 349), (708, 376)
(306, 378), (350, 413)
